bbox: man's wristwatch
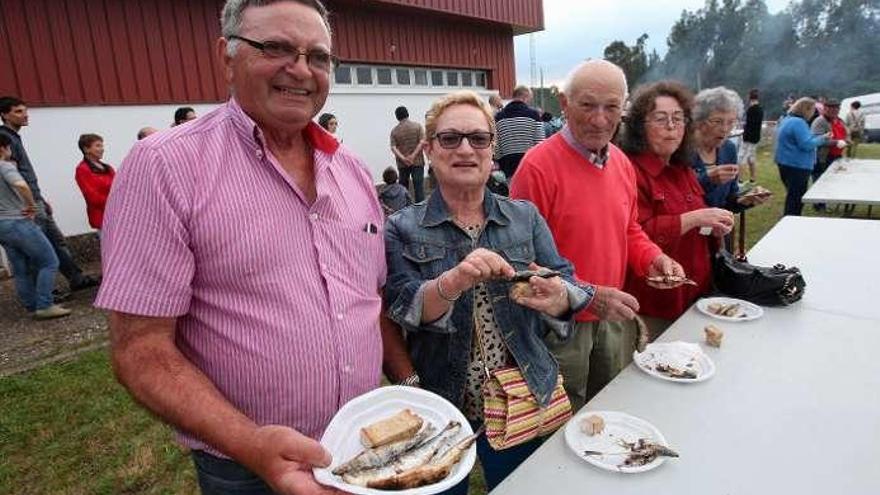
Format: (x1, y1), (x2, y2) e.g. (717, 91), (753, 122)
(397, 373), (421, 387)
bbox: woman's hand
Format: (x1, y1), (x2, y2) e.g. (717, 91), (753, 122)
(682, 208), (734, 236)
(444, 248), (515, 294)
(707, 164), (739, 184)
(510, 263), (569, 318)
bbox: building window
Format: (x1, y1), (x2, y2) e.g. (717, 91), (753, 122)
(414, 69), (427, 86)
(396, 69), (411, 85)
(431, 70), (444, 87)
(334, 66), (352, 84)
(377, 68), (393, 85)
(475, 72), (486, 88)
(461, 72), (473, 87)
(356, 67), (373, 85)
(447, 71), (459, 86)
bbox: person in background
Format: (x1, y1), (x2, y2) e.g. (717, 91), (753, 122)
(137, 127), (158, 140)
(318, 112), (337, 134)
(511, 60), (687, 411)
(383, 90), (593, 493)
(390, 105), (426, 202)
(495, 85), (544, 179)
(0, 133), (71, 319)
(774, 97), (836, 216)
(541, 111), (560, 138)
(488, 94), (504, 114)
(845, 101), (865, 158)
(377, 166), (411, 215)
(172, 106), (197, 126)
(0, 96), (101, 294)
(621, 81), (733, 337)
(809, 98), (848, 211)
(74, 134), (116, 234)
(739, 88), (764, 183)
(96, 1), (394, 493)
(691, 87), (769, 213)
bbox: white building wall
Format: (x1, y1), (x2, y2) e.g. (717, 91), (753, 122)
(21, 88), (494, 235)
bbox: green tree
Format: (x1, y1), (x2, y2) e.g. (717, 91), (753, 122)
(602, 34), (650, 88)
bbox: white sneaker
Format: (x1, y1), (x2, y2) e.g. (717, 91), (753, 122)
(34, 304), (73, 320)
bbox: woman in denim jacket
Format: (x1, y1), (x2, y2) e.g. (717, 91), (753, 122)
(383, 91), (593, 494)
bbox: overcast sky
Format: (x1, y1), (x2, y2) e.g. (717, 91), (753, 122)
(514, 0), (792, 87)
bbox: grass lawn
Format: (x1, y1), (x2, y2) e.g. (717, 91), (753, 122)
(2, 143), (878, 494)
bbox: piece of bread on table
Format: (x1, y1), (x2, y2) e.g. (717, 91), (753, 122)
(704, 324), (724, 348)
(360, 409), (424, 448)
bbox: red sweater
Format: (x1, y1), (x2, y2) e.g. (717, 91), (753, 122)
(623, 152), (713, 320)
(510, 134), (662, 322)
(75, 159), (115, 229)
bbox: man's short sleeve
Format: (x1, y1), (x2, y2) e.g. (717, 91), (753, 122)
(94, 143), (195, 317)
(0, 162), (23, 185)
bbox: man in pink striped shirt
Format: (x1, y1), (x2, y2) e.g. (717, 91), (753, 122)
(96, 1), (387, 493)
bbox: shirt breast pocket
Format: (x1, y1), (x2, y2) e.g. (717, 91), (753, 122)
(321, 220), (385, 295)
(402, 242), (448, 280)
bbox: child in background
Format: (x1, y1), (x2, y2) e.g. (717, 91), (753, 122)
(378, 166), (412, 215)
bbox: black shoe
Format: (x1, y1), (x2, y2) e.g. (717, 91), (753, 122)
(70, 274), (102, 291)
(52, 289), (72, 303)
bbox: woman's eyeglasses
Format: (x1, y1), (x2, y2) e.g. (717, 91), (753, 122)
(432, 131), (494, 149)
(647, 112), (689, 128)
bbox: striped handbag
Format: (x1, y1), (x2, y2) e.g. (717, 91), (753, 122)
(474, 319), (572, 450)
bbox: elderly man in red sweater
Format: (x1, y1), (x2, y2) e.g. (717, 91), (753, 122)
(510, 60), (686, 411)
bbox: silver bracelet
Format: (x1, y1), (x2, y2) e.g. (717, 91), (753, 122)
(436, 271), (461, 302)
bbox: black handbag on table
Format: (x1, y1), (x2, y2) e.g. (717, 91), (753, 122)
(713, 212), (806, 306)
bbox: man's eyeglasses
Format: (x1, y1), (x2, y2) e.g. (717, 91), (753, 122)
(432, 131), (494, 150)
(228, 35), (336, 72)
(647, 112), (689, 128)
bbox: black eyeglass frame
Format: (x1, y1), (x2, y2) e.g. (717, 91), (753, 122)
(431, 131), (495, 150)
(227, 35), (338, 71)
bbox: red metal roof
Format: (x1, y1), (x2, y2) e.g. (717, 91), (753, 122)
(0, 0), (540, 106)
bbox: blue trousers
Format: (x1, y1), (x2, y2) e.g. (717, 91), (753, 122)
(0, 218), (59, 311)
(192, 451), (274, 495)
(778, 164), (812, 216)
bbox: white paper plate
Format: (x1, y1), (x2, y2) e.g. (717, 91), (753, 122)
(633, 341), (716, 383)
(314, 386), (476, 495)
(564, 410), (671, 473)
(696, 296), (763, 322)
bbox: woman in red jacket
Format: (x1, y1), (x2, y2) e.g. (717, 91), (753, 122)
(74, 133), (115, 232)
(621, 81), (734, 338)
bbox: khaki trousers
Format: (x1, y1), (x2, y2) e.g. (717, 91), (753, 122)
(544, 319), (637, 412)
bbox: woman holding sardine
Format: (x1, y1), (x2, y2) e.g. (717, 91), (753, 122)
(383, 91), (593, 493)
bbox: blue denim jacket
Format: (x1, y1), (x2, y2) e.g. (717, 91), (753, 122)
(384, 189), (594, 408)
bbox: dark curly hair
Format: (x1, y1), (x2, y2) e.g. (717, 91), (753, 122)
(621, 80), (694, 165)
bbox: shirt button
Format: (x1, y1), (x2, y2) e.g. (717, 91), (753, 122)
(686, 194), (693, 202)
(343, 365), (353, 373)
(255, 149), (263, 158)
(310, 213), (319, 221)
(336, 313), (344, 321)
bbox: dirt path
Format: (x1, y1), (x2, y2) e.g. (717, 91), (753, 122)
(0, 260), (108, 376)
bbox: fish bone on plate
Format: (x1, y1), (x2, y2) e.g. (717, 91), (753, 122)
(314, 386), (477, 495)
(633, 341), (716, 383)
(564, 410), (673, 473)
(696, 296), (763, 322)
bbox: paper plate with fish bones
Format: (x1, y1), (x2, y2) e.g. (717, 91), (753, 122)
(314, 386), (477, 494)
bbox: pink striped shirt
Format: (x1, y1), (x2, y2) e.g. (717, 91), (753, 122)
(95, 98), (386, 455)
